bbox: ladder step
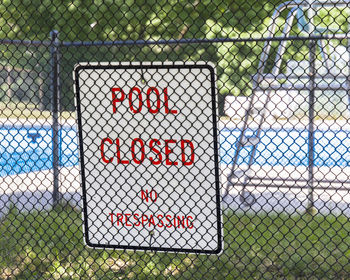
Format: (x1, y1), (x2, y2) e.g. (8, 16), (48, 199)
(241, 136), (260, 146)
(231, 168), (253, 179)
(250, 108), (259, 115)
(233, 170), (246, 178)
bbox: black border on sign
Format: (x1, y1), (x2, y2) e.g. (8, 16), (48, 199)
(74, 63), (222, 254)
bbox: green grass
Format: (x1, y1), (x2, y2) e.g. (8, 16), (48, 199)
(1, 204), (350, 279)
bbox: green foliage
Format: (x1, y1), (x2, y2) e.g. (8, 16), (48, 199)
(1, 205), (350, 279)
(0, 204), (198, 279)
(0, 0), (349, 112)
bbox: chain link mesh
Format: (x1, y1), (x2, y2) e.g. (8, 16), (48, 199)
(1, 0), (350, 279)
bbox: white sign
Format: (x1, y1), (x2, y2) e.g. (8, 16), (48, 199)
(74, 62), (222, 254)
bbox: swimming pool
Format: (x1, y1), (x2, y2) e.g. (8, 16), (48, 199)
(1, 125), (350, 177)
(0, 125), (78, 177)
(220, 128), (350, 167)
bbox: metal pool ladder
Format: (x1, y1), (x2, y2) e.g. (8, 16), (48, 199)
(223, 0), (350, 206)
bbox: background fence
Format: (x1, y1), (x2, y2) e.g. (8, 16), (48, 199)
(1, 0), (350, 279)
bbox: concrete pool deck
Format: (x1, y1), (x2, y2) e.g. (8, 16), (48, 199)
(0, 117), (77, 128)
(220, 116), (350, 131)
(2, 116), (349, 131)
(0, 166), (81, 218)
(1, 118), (350, 217)
(221, 164), (350, 216)
(1, 163), (350, 218)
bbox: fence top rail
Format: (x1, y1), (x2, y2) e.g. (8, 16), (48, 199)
(0, 38), (52, 47)
(60, 33), (350, 48)
(2, 28), (350, 49)
(2, 34), (350, 49)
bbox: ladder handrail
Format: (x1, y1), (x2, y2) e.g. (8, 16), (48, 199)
(271, 7), (299, 76)
(224, 0), (350, 202)
(258, 0), (350, 78)
(256, 1), (294, 82)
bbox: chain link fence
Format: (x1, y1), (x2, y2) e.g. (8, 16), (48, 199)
(1, 0), (350, 279)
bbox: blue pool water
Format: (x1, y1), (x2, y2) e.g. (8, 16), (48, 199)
(221, 128), (350, 167)
(1, 125), (350, 177)
(0, 125), (78, 177)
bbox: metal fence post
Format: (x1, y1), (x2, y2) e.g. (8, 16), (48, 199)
(306, 2), (316, 213)
(50, 30), (60, 206)
(307, 38), (316, 213)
